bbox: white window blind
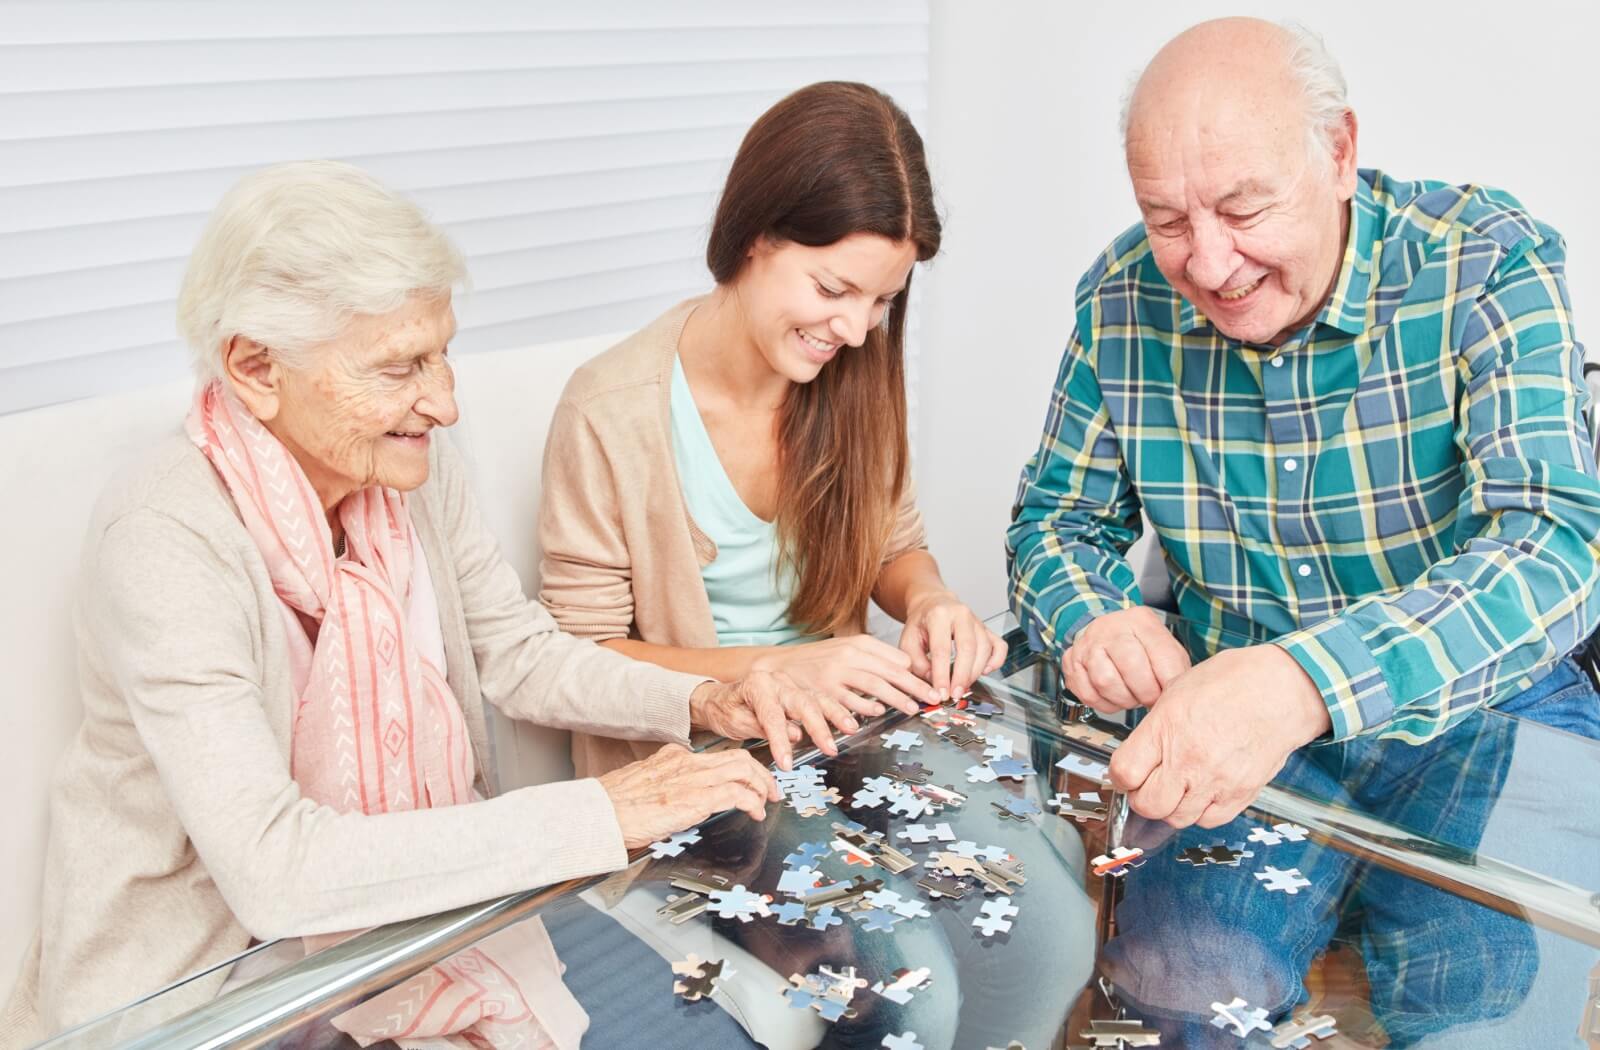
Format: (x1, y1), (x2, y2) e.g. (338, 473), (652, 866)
(0, 1), (930, 414)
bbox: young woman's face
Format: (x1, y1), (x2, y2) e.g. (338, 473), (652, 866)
(734, 233), (918, 383)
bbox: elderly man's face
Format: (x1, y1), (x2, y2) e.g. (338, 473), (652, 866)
(1126, 98), (1357, 346)
(269, 294), (459, 503)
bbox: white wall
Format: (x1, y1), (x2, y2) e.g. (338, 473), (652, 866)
(919, 1), (1600, 620)
(0, 1), (928, 415)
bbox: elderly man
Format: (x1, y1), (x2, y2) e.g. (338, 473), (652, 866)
(1009, 16), (1600, 1044)
(4, 160), (854, 1048)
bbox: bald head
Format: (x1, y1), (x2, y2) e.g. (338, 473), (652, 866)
(1120, 19), (1359, 346)
(1123, 18), (1347, 171)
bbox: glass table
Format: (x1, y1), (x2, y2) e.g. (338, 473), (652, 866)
(35, 614), (1600, 1049)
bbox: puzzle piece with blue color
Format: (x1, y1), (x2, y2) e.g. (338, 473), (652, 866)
(882, 1032), (924, 1050)
(1254, 866), (1312, 895)
(972, 895), (1018, 937)
(1211, 996), (1272, 1037)
(992, 796), (1042, 821)
(704, 885), (771, 922)
(880, 729), (924, 752)
(897, 822), (955, 845)
(647, 830), (701, 859)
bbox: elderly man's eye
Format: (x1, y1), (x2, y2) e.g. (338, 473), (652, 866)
(1223, 210), (1264, 226)
(1153, 219), (1188, 236)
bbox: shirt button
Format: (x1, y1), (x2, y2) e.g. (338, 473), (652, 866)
(1271, 356), (1285, 368)
(1284, 458), (1299, 472)
(1297, 564), (1313, 578)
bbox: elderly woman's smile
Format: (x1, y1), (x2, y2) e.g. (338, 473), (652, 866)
(231, 292), (460, 518)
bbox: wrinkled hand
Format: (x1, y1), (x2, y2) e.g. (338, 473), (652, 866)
(1109, 644), (1333, 828)
(597, 744), (779, 850)
(752, 637), (935, 719)
(1062, 607), (1192, 712)
(899, 589), (1006, 700)
(690, 670), (861, 770)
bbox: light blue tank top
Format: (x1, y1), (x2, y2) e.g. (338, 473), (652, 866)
(670, 357), (811, 648)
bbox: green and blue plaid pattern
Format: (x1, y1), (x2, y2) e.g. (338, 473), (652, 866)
(1008, 170), (1600, 742)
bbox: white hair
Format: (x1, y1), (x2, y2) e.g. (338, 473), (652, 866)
(177, 160), (466, 380)
(1119, 20), (1351, 170)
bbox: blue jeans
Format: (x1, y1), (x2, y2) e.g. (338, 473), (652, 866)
(1104, 657), (1600, 1048)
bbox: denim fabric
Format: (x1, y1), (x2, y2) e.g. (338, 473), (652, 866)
(1104, 659), (1600, 1048)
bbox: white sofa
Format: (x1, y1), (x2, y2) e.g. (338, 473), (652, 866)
(0, 334), (626, 999)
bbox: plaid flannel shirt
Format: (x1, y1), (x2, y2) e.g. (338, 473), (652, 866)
(1008, 169), (1600, 742)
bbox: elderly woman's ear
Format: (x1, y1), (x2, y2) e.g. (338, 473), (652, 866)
(222, 333), (284, 422)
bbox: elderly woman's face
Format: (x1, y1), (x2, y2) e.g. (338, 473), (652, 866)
(268, 294), (458, 502)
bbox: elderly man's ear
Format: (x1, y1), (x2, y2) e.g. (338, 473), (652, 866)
(1330, 109), (1361, 201)
(223, 334), (284, 422)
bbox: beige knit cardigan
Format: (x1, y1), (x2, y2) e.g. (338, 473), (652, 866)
(4, 430), (706, 1046)
(538, 297), (929, 778)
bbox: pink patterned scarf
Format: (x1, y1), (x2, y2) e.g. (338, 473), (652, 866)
(187, 381), (586, 1050)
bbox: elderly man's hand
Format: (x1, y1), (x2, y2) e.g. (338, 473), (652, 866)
(690, 670), (859, 771)
(598, 745), (779, 850)
(1109, 644), (1332, 828)
(1062, 607), (1193, 712)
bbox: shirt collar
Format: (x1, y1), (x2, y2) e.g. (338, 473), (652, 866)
(1177, 175), (1378, 339)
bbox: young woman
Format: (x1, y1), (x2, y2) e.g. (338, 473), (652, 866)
(537, 82), (1089, 1050)
(538, 80), (1006, 779)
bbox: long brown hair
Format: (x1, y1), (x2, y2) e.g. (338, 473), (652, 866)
(706, 81), (940, 636)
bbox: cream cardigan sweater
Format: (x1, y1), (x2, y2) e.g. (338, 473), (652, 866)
(4, 430), (705, 1046)
(538, 297), (929, 778)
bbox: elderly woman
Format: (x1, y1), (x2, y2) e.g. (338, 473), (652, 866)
(4, 161), (852, 1047)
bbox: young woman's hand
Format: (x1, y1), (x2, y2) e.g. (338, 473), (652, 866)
(751, 637), (936, 720)
(899, 589), (1007, 701)
(689, 670), (864, 768)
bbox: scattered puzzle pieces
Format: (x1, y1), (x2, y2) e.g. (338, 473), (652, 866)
(671, 953), (733, 1002)
(1176, 842), (1255, 868)
(983, 734), (1016, 760)
(777, 866), (825, 897)
(949, 841), (1012, 863)
(887, 762), (931, 784)
(992, 796), (1042, 822)
(942, 725), (985, 749)
(647, 830), (702, 859)
(916, 872), (970, 900)
(772, 901), (810, 926)
(1056, 753), (1110, 781)
(864, 889), (932, 920)
(973, 895), (1019, 937)
(1248, 822), (1311, 847)
(1076, 1017), (1162, 1046)
(783, 966), (867, 1023)
(1091, 847), (1146, 878)
(1271, 1012), (1338, 1048)
(989, 757), (1037, 780)
(703, 885), (771, 922)
(855, 908), (902, 932)
(1047, 791), (1108, 822)
(881, 729), (924, 752)
(871, 966), (933, 1005)
(784, 841), (831, 869)
(897, 822), (956, 845)
(1254, 866), (1312, 895)
(1211, 996), (1272, 1038)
